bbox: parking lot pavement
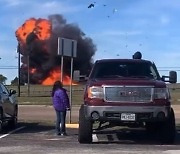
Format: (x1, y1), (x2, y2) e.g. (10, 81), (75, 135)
(1, 104), (177, 154)
(0, 121), (180, 154)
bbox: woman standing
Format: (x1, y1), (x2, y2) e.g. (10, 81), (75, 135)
(52, 81), (70, 136)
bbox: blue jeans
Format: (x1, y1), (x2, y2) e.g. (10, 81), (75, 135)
(55, 110), (66, 135)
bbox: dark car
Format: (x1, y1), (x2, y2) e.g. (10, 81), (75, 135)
(78, 56), (177, 144)
(0, 83), (18, 132)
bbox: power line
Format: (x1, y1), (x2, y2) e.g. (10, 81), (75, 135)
(0, 68), (18, 69)
(0, 67), (179, 71)
(158, 67), (180, 68)
(0, 66), (18, 69)
(0, 66), (18, 67)
(159, 70), (180, 71)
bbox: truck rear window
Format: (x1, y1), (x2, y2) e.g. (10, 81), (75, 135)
(90, 61), (160, 80)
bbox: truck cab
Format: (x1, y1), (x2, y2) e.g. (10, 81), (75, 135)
(78, 56), (177, 144)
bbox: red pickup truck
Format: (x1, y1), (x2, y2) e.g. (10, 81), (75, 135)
(78, 54), (177, 144)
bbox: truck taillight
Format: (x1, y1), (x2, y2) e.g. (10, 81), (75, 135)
(87, 86), (104, 99)
(153, 88), (170, 99)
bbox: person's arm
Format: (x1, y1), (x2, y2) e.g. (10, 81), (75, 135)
(62, 89), (70, 109)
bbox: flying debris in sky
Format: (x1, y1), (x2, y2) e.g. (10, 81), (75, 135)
(88, 3), (118, 18)
(113, 8), (118, 13)
(106, 8), (118, 18)
(88, 3), (95, 8)
(116, 54), (120, 57)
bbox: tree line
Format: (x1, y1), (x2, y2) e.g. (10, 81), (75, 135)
(0, 74), (18, 85)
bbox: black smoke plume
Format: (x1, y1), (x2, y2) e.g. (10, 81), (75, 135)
(19, 14), (96, 84)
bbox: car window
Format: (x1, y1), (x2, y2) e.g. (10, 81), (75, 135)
(0, 84), (9, 95)
(0, 84), (3, 93)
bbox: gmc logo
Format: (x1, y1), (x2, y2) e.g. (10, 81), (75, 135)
(119, 91), (139, 97)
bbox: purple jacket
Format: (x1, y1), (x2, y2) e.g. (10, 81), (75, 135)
(52, 88), (70, 111)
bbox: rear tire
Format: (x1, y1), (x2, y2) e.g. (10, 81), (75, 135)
(145, 122), (158, 133)
(159, 108), (176, 144)
(0, 109), (3, 133)
(78, 105), (92, 144)
(8, 108), (18, 129)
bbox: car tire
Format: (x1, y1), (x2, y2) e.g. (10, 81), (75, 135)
(145, 122), (158, 133)
(0, 109), (3, 133)
(8, 108), (18, 129)
(159, 108), (176, 144)
(78, 105), (92, 144)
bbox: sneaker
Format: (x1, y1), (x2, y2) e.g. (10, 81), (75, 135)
(61, 132), (67, 136)
(56, 132), (61, 136)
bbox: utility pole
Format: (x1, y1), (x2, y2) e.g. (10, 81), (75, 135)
(26, 31), (38, 96)
(27, 55), (30, 96)
(17, 43), (21, 97)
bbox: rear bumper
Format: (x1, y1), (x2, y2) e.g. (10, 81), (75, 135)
(83, 105), (171, 122)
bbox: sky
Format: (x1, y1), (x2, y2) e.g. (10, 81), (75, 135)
(0, 0), (180, 84)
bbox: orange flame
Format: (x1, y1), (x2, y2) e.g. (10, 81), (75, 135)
(42, 68), (77, 85)
(15, 18), (51, 44)
(16, 17), (76, 86)
(30, 68), (37, 74)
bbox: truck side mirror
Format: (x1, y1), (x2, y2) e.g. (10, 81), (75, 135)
(9, 89), (16, 96)
(169, 71), (177, 83)
(162, 71), (177, 83)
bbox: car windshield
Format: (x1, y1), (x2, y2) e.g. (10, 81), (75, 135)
(90, 61), (160, 80)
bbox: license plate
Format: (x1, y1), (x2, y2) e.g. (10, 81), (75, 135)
(121, 113), (136, 121)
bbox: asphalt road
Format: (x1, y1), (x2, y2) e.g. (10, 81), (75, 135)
(18, 105), (180, 124)
(0, 105), (180, 154)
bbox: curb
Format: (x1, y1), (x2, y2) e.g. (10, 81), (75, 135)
(66, 124), (79, 128)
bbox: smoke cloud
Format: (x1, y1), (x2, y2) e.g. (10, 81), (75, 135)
(17, 14), (96, 84)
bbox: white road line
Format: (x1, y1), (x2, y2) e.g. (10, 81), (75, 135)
(163, 150), (180, 154)
(45, 138), (64, 141)
(0, 126), (26, 139)
(92, 134), (98, 142)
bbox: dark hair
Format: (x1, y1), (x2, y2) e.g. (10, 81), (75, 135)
(51, 81), (63, 97)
